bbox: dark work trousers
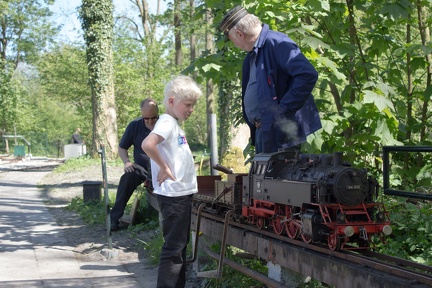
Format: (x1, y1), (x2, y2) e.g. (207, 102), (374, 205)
(110, 170), (146, 223)
(156, 194), (193, 288)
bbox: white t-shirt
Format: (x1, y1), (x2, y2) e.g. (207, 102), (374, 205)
(150, 114), (197, 197)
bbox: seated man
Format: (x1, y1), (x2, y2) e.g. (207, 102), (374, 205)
(71, 128), (83, 144)
(110, 98), (159, 231)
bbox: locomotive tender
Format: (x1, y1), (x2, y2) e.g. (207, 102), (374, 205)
(194, 150), (392, 250)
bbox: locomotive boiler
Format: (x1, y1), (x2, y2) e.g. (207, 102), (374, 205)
(194, 150), (392, 251)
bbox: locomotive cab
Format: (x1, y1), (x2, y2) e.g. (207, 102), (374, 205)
(245, 150), (314, 206)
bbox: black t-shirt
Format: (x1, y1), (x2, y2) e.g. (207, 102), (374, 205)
(119, 117), (151, 169)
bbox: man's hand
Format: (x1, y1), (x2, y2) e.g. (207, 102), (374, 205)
(254, 120), (261, 129)
(124, 162), (135, 173)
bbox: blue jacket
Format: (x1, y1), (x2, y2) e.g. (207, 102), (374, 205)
(241, 24), (321, 152)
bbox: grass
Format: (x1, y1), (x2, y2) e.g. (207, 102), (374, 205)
(53, 154), (122, 173)
(136, 231), (163, 265)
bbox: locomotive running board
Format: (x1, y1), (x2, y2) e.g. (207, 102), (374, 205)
(195, 210), (234, 278)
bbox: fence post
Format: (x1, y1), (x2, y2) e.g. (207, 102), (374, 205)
(99, 144), (112, 250)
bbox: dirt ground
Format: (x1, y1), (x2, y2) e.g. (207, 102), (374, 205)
(38, 163), (154, 262)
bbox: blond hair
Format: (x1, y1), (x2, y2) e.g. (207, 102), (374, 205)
(163, 75), (202, 108)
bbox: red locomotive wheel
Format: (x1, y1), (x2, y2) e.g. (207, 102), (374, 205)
(256, 217), (265, 230)
(301, 232), (312, 244)
(286, 220), (299, 239)
(272, 216), (284, 235)
(285, 206), (300, 238)
(328, 232), (341, 251)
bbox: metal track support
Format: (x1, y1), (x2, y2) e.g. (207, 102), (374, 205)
(196, 210), (234, 278)
(187, 203), (206, 264)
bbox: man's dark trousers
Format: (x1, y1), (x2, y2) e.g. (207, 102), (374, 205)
(110, 170), (146, 223)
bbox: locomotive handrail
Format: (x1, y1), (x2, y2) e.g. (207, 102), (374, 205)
(213, 164), (233, 174)
(383, 146), (432, 201)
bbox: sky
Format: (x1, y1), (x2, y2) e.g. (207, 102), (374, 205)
(50, 0), (167, 43)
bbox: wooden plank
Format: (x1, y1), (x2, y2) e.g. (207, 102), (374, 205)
(120, 193), (140, 225)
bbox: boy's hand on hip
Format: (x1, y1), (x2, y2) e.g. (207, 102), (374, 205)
(157, 167), (176, 185)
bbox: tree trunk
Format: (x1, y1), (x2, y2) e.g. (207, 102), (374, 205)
(189, 0), (196, 62)
(134, 0), (153, 39)
(416, 2), (431, 143)
(174, 0), (182, 66)
(205, 8), (215, 151)
(80, 0), (118, 159)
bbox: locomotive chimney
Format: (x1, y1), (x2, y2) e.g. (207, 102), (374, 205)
(320, 154), (332, 166)
(333, 152), (343, 166)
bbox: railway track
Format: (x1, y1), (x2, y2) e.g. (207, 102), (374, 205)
(193, 207), (432, 287)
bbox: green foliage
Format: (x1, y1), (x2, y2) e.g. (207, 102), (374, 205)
(201, 243), (268, 288)
(136, 231), (163, 266)
(220, 147), (249, 174)
(195, 153), (211, 176)
(0, 0), (57, 65)
(79, 0), (114, 92)
(0, 62), (26, 134)
(184, 97), (208, 147)
(132, 187), (160, 229)
(66, 189), (159, 229)
(67, 197), (106, 225)
(36, 45), (91, 122)
(376, 198), (432, 265)
(385, 149), (432, 196)
(190, 0), (432, 174)
(0, 0), (57, 134)
(112, 17), (176, 134)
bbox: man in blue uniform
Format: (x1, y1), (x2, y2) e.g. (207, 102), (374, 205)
(110, 98), (159, 231)
(219, 6), (321, 153)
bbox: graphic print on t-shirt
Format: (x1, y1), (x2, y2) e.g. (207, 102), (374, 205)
(177, 134), (187, 146)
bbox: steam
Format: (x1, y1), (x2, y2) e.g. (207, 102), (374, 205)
(275, 116), (299, 146)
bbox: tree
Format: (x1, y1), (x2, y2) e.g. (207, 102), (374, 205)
(79, 0), (118, 158)
(112, 17), (173, 133)
(36, 45), (92, 144)
(0, 0), (56, 133)
(113, 0), (209, 150)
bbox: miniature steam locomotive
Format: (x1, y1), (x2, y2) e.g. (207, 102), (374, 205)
(194, 150), (392, 250)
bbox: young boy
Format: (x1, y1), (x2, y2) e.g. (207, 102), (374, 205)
(141, 75), (202, 288)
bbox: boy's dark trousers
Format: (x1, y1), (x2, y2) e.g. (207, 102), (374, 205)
(156, 194), (193, 288)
